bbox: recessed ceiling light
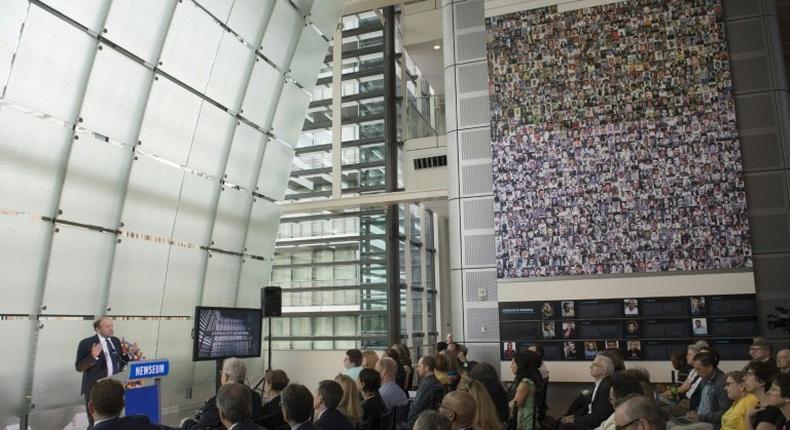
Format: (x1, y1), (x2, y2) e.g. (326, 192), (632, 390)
(433, 44), (441, 50)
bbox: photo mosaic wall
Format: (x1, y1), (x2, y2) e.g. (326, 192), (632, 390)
(486, 0), (752, 279)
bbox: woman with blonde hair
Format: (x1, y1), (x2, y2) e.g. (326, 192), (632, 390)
(362, 350), (379, 370)
(335, 373), (362, 425)
(465, 379), (504, 430)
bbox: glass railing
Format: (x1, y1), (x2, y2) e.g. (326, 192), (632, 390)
(404, 95), (445, 140)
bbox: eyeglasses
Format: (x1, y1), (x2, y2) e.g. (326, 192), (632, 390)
(615, 418), (643, 430)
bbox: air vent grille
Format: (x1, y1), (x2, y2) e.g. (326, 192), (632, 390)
(413, 155), (448, 170)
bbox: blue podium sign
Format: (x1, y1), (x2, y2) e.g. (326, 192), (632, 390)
(128, 359), (170, 380)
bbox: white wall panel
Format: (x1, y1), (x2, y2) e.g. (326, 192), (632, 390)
(106, 238), (169, 315)
(30, 320), (93, 410)
(159, 0), (223, 92)
(138, 75), (203, 166)
(103, 0), (175, 64)
(160, 245), (206, 315)
(256, 139), (294, 201)
(79, 43), (152, 144)
(4, 5), (95, 122)
(0, 106), (71, 217)
(58, 132), (132, 229)
(260, 1), (302, 70)
(43, 226), (114, 315)
(225, 122), (268, 190)
(202, 252), (242, 307)
(121, 156), (183, 238)
(0, 0), (27, 87)
(227, 0), (275, 45)
(0, 320), (35, 417)
(211, 187), (253, 253)
(186, 102), (236, 179)
(0, 217), (49, 315)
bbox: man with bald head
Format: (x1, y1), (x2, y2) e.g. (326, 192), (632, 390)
(440, 391), (478, 430)
(615, 395), (666, 430)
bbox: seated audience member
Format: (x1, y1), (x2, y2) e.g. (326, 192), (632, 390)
(387, 344), (413, 390)
(671, 350), (693, 383)
(596, 370), (651, 430)
(182, 357), (264, 430)
(665, 341), (710, 415)
(671, 351), (731, 430)
(281, 384), (315, 430)
(509, 351), (544, 430)
(600, 349), (626, 373)
(721, 371), (759, 430)
(743, 361), (780, 430)
(334, 374), (362, 426)
(776, 348), (790, 374)
(615, 395), (667, 430)
(529, 344), (551, 380)
(763, 373), (790, 429)
(89, 379), (173, 430)
(558, 354), (616, 430)
(260, 369), (289, 430)
(457, 344), (469, 365)
(359, 368), (388, 430)
(362, 350), (380, 370)
(217, 383), (263, 430)
(376, 356), (408, 411)
(470, 362), (510, 423)
(749, 339), (775, 367)
(408, 355), (444, 428)
(343, 349), (364, 380)
(443, 349), (461, 388)
(435, 351), (452, 385)
(465, 379), (503, 430)
(440, 391), (478, 430)
(415, 410), (452, 430)
(315, 380), (354, 430)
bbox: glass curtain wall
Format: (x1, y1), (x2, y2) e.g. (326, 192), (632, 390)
(269, 8), (439, 350)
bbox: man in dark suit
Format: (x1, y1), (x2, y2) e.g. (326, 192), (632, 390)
(217, 383), (264, 430)
(314, 380), (354, 430)
(558, 354), (615, 430)
(89, 379), (174, 430)
(407, 355), (444, 428)
(281, 383), (316, 430)
(76, 316), (132, 428)
(181, 358), (264, 429)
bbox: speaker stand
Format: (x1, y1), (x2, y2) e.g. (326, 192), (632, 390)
(267, 316), (273, 370)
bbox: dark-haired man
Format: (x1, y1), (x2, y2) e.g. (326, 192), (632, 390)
(281, 384), (315, 430)
(314, 380), (353, 430)
(342, 349), (363, 380)
(76, 316), (132, 428)
(671, 352), (730, 430)
(408, 355), (444, 428)
(89, 379), (173, 430)
(217, 383), (263, 430)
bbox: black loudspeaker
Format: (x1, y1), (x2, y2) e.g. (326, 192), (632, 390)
(261, 286), (282, 317)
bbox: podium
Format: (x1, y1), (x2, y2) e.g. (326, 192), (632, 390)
(106, 359), (170, 424)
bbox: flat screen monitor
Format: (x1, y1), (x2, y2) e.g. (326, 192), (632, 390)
(193, 306), (263, 361)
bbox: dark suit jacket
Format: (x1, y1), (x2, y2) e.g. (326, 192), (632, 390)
(570, 377), (613, 430)
(315, 407), (354, 430)
(93, 415), (174, 430)
(361, 392), (388, 430)
(258, 394), (286, 430)
(75, 334), (130, 398)
(407, 374), (444, 428)
(183, 386), (264, 430)
(227, 420), (263, 430)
